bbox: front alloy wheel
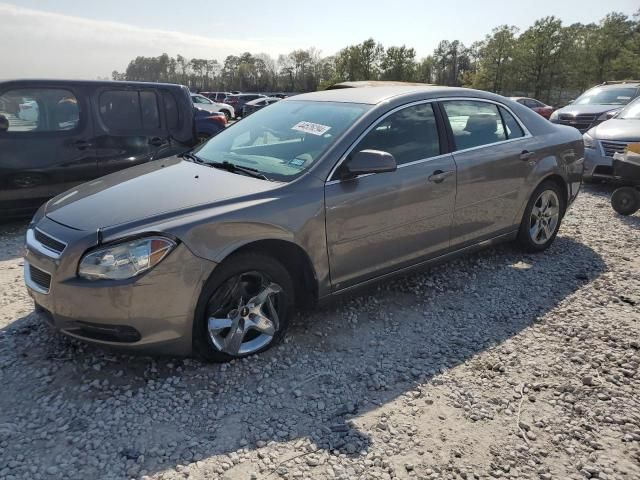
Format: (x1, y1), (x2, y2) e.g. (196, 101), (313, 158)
(207, 272), (282, 356)
(194, 253), (294, 362)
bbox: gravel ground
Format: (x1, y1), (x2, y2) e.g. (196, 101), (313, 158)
(0, 184), (638, 480)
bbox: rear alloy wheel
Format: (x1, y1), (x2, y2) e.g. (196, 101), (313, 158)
(611, 187), (640, 216)
(194, 254), (294, 362)
(517, 181), (565, 252)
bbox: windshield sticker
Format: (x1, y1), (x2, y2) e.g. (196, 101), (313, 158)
(292, 121), (331, 136)
(290, 158), (306, 166)
(617, 96), (632, 100)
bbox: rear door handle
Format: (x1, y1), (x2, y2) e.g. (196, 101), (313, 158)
(149, 136), (168, 147)
(74, 140), (93, 150)
(428, 170), (454, 183)
(520, 150), (535, 161)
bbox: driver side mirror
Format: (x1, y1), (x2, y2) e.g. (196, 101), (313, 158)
(0, 114), (8, 133)
(339, 149), (397, 180)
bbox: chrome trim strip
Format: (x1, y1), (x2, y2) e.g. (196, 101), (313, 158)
(325, 96), (532, 183)
(24, 261), (51, 295)
(26, 228), (66, 259)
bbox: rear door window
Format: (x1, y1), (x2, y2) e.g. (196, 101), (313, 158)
(99, 90), (162, 132)
(162, 91), (180, 130)
(0, 88), (80, 133)
(499, 107), (525, 139)
(140, 91), (160, 129)
(442, 100), (507, 150)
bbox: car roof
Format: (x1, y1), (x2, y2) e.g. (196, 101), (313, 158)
(289, 86), (507, 105)
(0, 79), (188, 91)
(595, 82), (640, 89)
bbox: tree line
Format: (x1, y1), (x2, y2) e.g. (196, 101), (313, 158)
(112, 10), (640, 105)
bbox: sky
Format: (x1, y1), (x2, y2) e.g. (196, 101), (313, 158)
(0, 0), (638, 79)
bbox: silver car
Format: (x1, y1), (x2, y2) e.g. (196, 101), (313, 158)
(191, 93), (234, 121)
(583, 96), (640, 180)
(24, 86), (584, 362)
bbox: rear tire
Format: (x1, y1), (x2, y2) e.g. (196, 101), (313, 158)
(517, 180), (566, 252)
(611, 187), (640, 216)
(221, 110), (231, 122)
(193, 253), (294, 363)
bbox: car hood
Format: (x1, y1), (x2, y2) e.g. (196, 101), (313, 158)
(555, 104), (622, 116)
(44, 156), (281, 231)
(590, 119), (640, 141)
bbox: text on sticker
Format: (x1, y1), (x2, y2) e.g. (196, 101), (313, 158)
(292, 121), (332, 136)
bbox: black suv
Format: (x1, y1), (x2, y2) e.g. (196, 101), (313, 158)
(0, 80), (197, 217)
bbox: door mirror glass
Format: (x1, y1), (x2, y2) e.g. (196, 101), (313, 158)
(340, 149), (397, 180)
(0, 114), (8, 133)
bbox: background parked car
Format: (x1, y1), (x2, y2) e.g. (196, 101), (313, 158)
(550, 81), (640, 132)
(194, 108), (227, 143)
(201, 91), (231, 103)
(583, 96), (640, 180)
(190, 93), (234, 121)
(242, 97), (281, 116)
(0, 80), (197, 217)
(223, 93), (266, 118)
(510, 97), (554, 119)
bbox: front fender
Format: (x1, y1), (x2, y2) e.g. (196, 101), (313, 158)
(182, 221), (295, 263)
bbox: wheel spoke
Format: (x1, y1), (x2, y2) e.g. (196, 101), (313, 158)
(248, 283), (282, 308)
(265, 297), (280, 331)
(208, 317), (232, 335)
(247, 313), (275, 336)
(222, 315), (246, 356)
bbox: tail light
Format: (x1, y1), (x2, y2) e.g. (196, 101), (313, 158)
(207, 115), (227, 126)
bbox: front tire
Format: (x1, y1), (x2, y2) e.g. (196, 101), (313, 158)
(611, 187), (640, 216)
(193, 253), (294, 362)
(517, 180), (565, 252)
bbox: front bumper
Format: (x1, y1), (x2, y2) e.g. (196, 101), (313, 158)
(584, 147), (613, 179)
(24, 217), (217, 356)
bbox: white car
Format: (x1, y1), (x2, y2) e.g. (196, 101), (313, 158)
(18, 99), (39, 122)
(191, 94), (234, 121)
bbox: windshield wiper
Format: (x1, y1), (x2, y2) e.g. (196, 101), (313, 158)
(210, 161), (270, 181)
(179, 151), (204, 163)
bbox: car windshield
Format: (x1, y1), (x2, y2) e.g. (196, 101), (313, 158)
(574, 87), (637, 105)
(618, 98), (640, 120)
(194, 100), (370, 181)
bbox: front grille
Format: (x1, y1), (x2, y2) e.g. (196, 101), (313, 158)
(600, 140), (630, 158)
(29, 265), (51, 292)
(558, 114), (597, 132)
(34, 229), (66, 255)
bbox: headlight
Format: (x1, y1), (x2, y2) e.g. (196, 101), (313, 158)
(78, 236), (176, 280)
(583, 132), (596, 149)
(549, 110), (559, 121)
(597, 109), (619, 121)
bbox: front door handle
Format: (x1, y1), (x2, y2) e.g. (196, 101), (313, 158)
(428, 170), (454, 183)
(149, 137), (168, 147)
(520, 150), (535, 161)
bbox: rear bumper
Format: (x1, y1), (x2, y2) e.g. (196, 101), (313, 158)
(24, 219), (217, 356)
